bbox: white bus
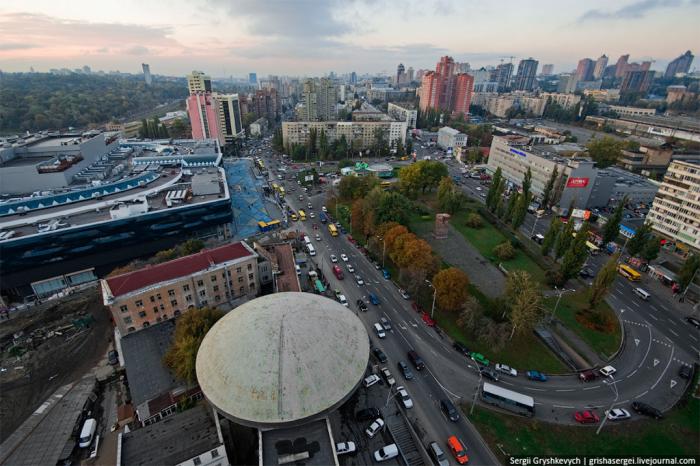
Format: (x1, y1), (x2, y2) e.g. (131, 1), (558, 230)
(306, 243), (316, 256)
(481, 382), (535, 416)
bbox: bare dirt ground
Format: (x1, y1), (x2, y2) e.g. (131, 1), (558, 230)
(0, 288), (112, 442)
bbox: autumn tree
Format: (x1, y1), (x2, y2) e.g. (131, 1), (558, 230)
(456, 296), (483, 333)
(465, 213), (483, 229)
(505, 271), (543, 336)
(351, 198), (367, 235)
(398, 163), (422, 197)
(433, 267), (470, 313)
(493, 241), (515, 260)
(164, 307), (225, 384)
(384, 224), (410, 253)
(588, 253), (620, 309)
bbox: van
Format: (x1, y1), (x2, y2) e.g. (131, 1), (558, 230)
(307, 244), (316, 256)
(633, 288), (650, 300)
(374, 323), (386, 339)
(304, 235), (312, 246)
(79, 418), (97, 448)
(447, 436), (469, 464)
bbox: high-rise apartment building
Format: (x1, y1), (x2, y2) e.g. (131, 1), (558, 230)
(512, 58), (538, 91)
(647, 160), (700, 252)
(665, 50), (694, 78)
(496, 62), (514, 92)
(282, 120), (407, 151)
(142, 63), (152, 86)
(299, 78), (337, 121)
(541, 64), (554, 76)
(418, 56), (474, 115)
(407, 67), (414, 82)
(249, 72), (257, 85)
(453, 73), (475, 114)
(614, 54), (630, 78)
(187, 92), (244, 145)
(253, 88), (280, 121)
(575, 58), (595, 82)
(396, 63), (405, 87)
(187, 70), (212, 95)
(350, 71), (357, 84)
(620, 70), (654, 94)
(593, 55), (608, 80)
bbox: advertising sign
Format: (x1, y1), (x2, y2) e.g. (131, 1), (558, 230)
(566, 177), (589, 188)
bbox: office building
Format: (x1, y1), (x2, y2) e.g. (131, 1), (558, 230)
(496, 62), (514, 92)
(621, 70), (654, 94)
(615, 54), (630, 78)
(512, 58), (538, 91)
(102, 241), (259, 335)
(647, 160), (700, 252)
(541, 64), (554, 76)
(249, 72), (257, 85)
(396, 63), (406, 87)
(282, 120), (407, 151)
(215, 94), (245, 145)
(593, 55), (608, 80)
(665, 50), (694, 78)
(575, 58), (595, 82)
(437, 127), (467, 150)
(387, 102), (418, 128)
(142, 63), (152, 86)
(419, 56), (474, 115)
(350, 71), (357, 84)
(187, 70), (212, 95)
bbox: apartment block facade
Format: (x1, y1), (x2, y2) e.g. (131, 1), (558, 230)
(419, 56), (474, 115)
(387, 102), (418, 129)
(186, 93), (244, 146)
(102, 242), (260, 335)
(187, 70), (212, 95)
(282, 120), (407, 151)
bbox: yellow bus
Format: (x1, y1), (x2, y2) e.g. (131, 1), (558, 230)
(299, 209), (306, 221)
(585, 241), (600, 256)
(618, 264), (641, 282)
(328, 223), (338, 236)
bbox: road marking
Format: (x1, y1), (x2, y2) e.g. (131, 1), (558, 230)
(553, 404), (575, 409)
(650, 305), (659, 312)
(638, 320), (653, 370)
(555, 389), (575, 392)
(500, 381), (514, 386)
(634, 390), (648, 399)
(582, 385), (600, 391)
(631, 300), (640, 308)
(626, 369), (638, 378)
(689, 334), (698, 342)
(653, 358), (660, 367)
(649, 314), (658, 321)
(691, 345), (699, 354)
(670, 379), (677, 389)
(669, 329), (679, 337)
(522, 387), (545, 391)
(667, 318), (677, 327)
(650, 345), (674, 391)
(634, 338), (640, 346)
(614, 290), (624, 297)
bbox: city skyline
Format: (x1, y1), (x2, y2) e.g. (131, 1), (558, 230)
(1, 0), (699, 76)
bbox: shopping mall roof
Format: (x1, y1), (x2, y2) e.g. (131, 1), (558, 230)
(196, 293), (369, 428)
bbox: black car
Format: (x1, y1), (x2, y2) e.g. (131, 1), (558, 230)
(407, 350), (425, 370)
(356, 299), (368, 312)
(631, 401), (663, 419)
(107, 350), (119, 366)
(453, 341), (470, 357)
(579, 267), (594, 279)
(686, 316), (700, 329)
(440, 399), (460, 422)
(479, 366), (500, 382)
(372, 347), (388, 363)
(397, 361), (414, 380)
(355, 407), (381, 422)
(679, 365), (692, 380)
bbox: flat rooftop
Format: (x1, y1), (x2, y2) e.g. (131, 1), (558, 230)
(261, 418), (336, 466)
(0, 156), (53, 167)
(28, 136), (83, 148)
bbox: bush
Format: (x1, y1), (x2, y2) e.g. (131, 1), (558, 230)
(465, 213), (483, 229)
(545, 269), (566, 287)
(493, 241), (515, 260)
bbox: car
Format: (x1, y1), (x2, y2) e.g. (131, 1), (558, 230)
(421, 312), (436, 327)
(428, 442), (449, 466)
(330, 254), (338, 263)
(363, 374), (381, 388)
(407, 350), (425, 370)
(476, 187), (482, 191)
(357, 299), (368, 312)
(599, 365), (617, 377)
(369, 293), (380, 305)
(398, 288), (410, 299)
(373, 444), (399, 462)
(440, 399), (460, 422)
(631, 401), (663, 419)
(374, 323), (386, 338)
(355, 407), (380, 422)
(397, 386), (413, 408)
(479, 366), (500, 381)
(453, 341), (470, 357)
(579, 369), (597, 382)
(470, 352), (490, 366)
(107, 350), (119, 366)
(574, 410), (600, 424)
(373, 261), (381, 270)
(526, 370), (548, 382)
(307, 202), (313, 209)
(447, 435), (469, 465)
(347, 264), (355, 273)
(679, 365), (692, 380)
(335, 441), (357, 456)
(579, 267), (594, 279)
(309, 212), (315, 218)
(685, 316), (700, 329)
(322, 206), (328, 212)
(605, 408), (631, 421)
(382, 269), (391, 279)
(337, 294), (348, 307)
(373, 347), (388, 363)
(365, 418), (385, 438)
(495, 363), (517, 377)
(355, 275), (364, 285)
(397, 361), (414, 380)
(380, 367), (396, 386)
(380, 317), (392, 331)
(340, 253), (349, 262)
(315, 234), (321, 241)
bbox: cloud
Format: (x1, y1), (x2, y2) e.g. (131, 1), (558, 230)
(124, 45), (150, 55)
(0, 42), (39, 51)
(578, 0), (690, 22)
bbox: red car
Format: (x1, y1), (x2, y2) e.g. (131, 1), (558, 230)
(347, 235), (357, 245)
(574, 410), (600, 424)
(421, 312), (435, 327)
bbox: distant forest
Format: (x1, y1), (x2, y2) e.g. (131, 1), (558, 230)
(0, 73), (189, 133)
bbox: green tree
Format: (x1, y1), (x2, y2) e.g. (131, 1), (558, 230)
(164, 307), (225, 384)
(139, 119), (149, 138)
(485, 167), (503, 210)
(641, 235), (661, 262)
(602, 196), (627, 244)
(512, 191), (530, 229)
(588, 254), (620, 309)
(395, 139), (405, 157)
(626, 222), (652, 257)
(561, 223), (591, 279)
(437, 177), (466, 214)
(180, 239), (205, 255)
(678, 254), (700, 291)
(541, 218), (561, 256)
(272, 128), (284, 152)
(405, 138), (413, 156)
(554, 220), (575, 259)
(541, 166), (558, 209)
(504, 192), (519, 221)
(375, 192), (413, 225)
(587, 136), (624, 168)
(319, 129), (329, 160)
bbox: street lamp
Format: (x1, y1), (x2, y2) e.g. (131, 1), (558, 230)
(549, 286), (575, 323)
(470, 370), (483, 415)
(596, 374), (619, 435)
(384, 385), (402, 408)
(425, 279), (437, 319)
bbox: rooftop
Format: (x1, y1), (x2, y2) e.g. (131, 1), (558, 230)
(196, 293), (369, 428)
(105, 241), (256, 298)
(261, 419), (336, 466)
(439, 127), (461, 136)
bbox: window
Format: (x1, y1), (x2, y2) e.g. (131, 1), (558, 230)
(193, 457), (202, 466)
(159, 304), (165, 310)
(168, 289), (175, 297)
(236, 267), (241, 273)
(215, 295), (221, 302)
(163, 314), (169, 319)
(135, 300), (143, 307)
(201, 300), (208, 306)
(153, 307), (158, 313)
(197, 280), (204, 287)
(239, 286), (245, 294)
(119, 305), (128, 313)
(238, 277), (244, 283)
(138, 311), (147, 318)
(171, 300), (177, 306)
(143, 321), (150, 328)
(156, 293), (162, 300)
(186, 295), (193, 302)
(248, 263), (253, 270)
(127, 326), (136, 332)
(211, 275), (217, 282)
(183, 284), (190, 292)
(199, 290), (206, 297)
(174, 310), (181, 317)
(248, 273), (254, 280)
(213, 285), (219, 292)
(150, 295), (155, 303)
(123, 316), (133, 324)
(211, 449), (219, 458)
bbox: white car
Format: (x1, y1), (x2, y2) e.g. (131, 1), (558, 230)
(365, 418), (385, 438)
(355, 275), (364, 285)
(495, 363), (518, 377)
(398, 288), (410, 299)
(315, 234), (321, 241)
(340, 253), (349, 262)
(381, 367), (395, 387)
(363, 374), (381, 388)
(374, 444), (399, 462)
(309, 212), (315, 218)
(599, 365), (617, 377)
(322, 206), (328, 212)
(606, 408), (631, 421)
(397, 386), (413, 408)
(476, 187), (482, 191)
(335, 441), (357, 456)
(330, 254), (338, 263)
(347, 264), (355, 273)
(337, 294), (348, 307)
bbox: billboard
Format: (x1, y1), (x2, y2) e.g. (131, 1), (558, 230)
(566, 177), (589, 188)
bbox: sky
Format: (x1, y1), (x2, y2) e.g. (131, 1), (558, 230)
(1, 0), (699, 78)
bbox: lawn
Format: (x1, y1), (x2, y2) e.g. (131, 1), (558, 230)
(544, 291), (621, 359)
(465, 397), (700, 459)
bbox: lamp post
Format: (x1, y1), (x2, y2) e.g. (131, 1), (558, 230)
(425, 279), (437, 319)
(549, 286), (575, 323)
(596, 374), (619, 435)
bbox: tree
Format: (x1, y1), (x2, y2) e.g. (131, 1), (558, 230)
(437, 177), (466, 214)
(465, 213), (483, 229)
(602, 196), (627, 244)
(541, 218), (561, 256)
(456, 296), (483, 333)
(626, 222), (652, 257)
(678, 254), (700, 291)
(395, 139), (405, 157)
(554, 220), (575, 259)
(512, 191), (530, 228)
(587, 136), (624, 168)
(493, 241), (516, 260)
(561, 222), (591, 279)
(504, 192), (519, 221)
(541, 166), (558, 209)
(180, 239), (205, 255)
(319, 129), (329, 160)
(163, 307), (225, 384)
(433, 268), (470, 313)
(505, 271), (543, 336)
(641, 235), (661, 262)
(272, 128), (284, 152)
(588, 254), (620, 309)
(384, 224), (410, 253)
(485, 167), (503, 210)
(398, 163), (422, 197)
(405, 138), (413, 156)
(375, 192), (413, 226)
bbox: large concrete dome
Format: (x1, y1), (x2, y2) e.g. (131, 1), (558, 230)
(195, 292), (370, 428)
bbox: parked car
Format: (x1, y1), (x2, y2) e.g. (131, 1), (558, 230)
(599, 365), (617, 377)
(495, 363), (517, 377)
(374, 323), (386, 338)
(453, 341), (470, 357)
(335, 441), (357, 456)
(446, 435), (469, 465)
(574, 410), (600, 424)
(579, 369), (597, 382)
(631, 401), (663, 419)
(380, 317), (392, 331)
(526, 370), (548, 382)
(347, 264), (355, 273)
(605, 408), (631, 421)
(373, 444), (399, 462)
(407, 350), (425, 370)
(397, 386), (413, 408)
(480, 366), (500, 381)
(381, 367), (395, 386)
(398, 288), (410, 299)
(470, 352), (490, 366)
(107, 350), (119, 365)
(382, 269), (391, 279)
(330, 254), (338, 263)
(397, 361), (414, 380)
(365, 418), (385, 438)
(369, 293), (380, 305)
(341, 253), (349, 262)
(428, 442), (449, 466)
(685, 316), (700, 329)
(372, 347), (388, 363)
(355, 407), (380, 422)
(440, 399), (460, 422)
(363, 374), (381, 388)
(356, 299), (368, 312)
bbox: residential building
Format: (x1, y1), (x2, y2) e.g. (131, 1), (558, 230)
(586, 114), (700, 143)
(419, 56), (474, 115)
(249, 72), (257, 85)
(618, 139), (673, 176)
(583, 88), (620, 102)
(366, 87), (414, 103)
(593, 55), (608, 80)
(473, 93), (517, 118)
(518, 96), (547, 116)
(101, 241), (259, 335)
(496, 62), (514, 92)
(215, 94), (244, 145)
(387, 102), (418, 128)
(540, 92), (581, 109)
(299, 78), (337, 121)
(396, 63), (406, 87)
(575, 58), (595, 82)
(407, 67), (415, 82)
(252, 241), (301, 292)
(512, 58), (538, 91)
(187, 70), (212, 95)
(253, 88), (280, 121)
(541, 64), (554, 76)
(605, 105), (656, 117)
(647, 160), (700, 252)
(621, 70), (654, 94)
(664, 51), (694, 78)
(453, 73), (475, 114)
(666, 85), (696, 104)
(142, 63), (152, 86)
(350, 71), (357, 84)
(437, 127), (467, 150)
(557, 74), (576, 94)
(187, 93), (220, 141)
(614, 54), (630, 78)
(282, 120), (407, 151)
(249, 117), (268, 137)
